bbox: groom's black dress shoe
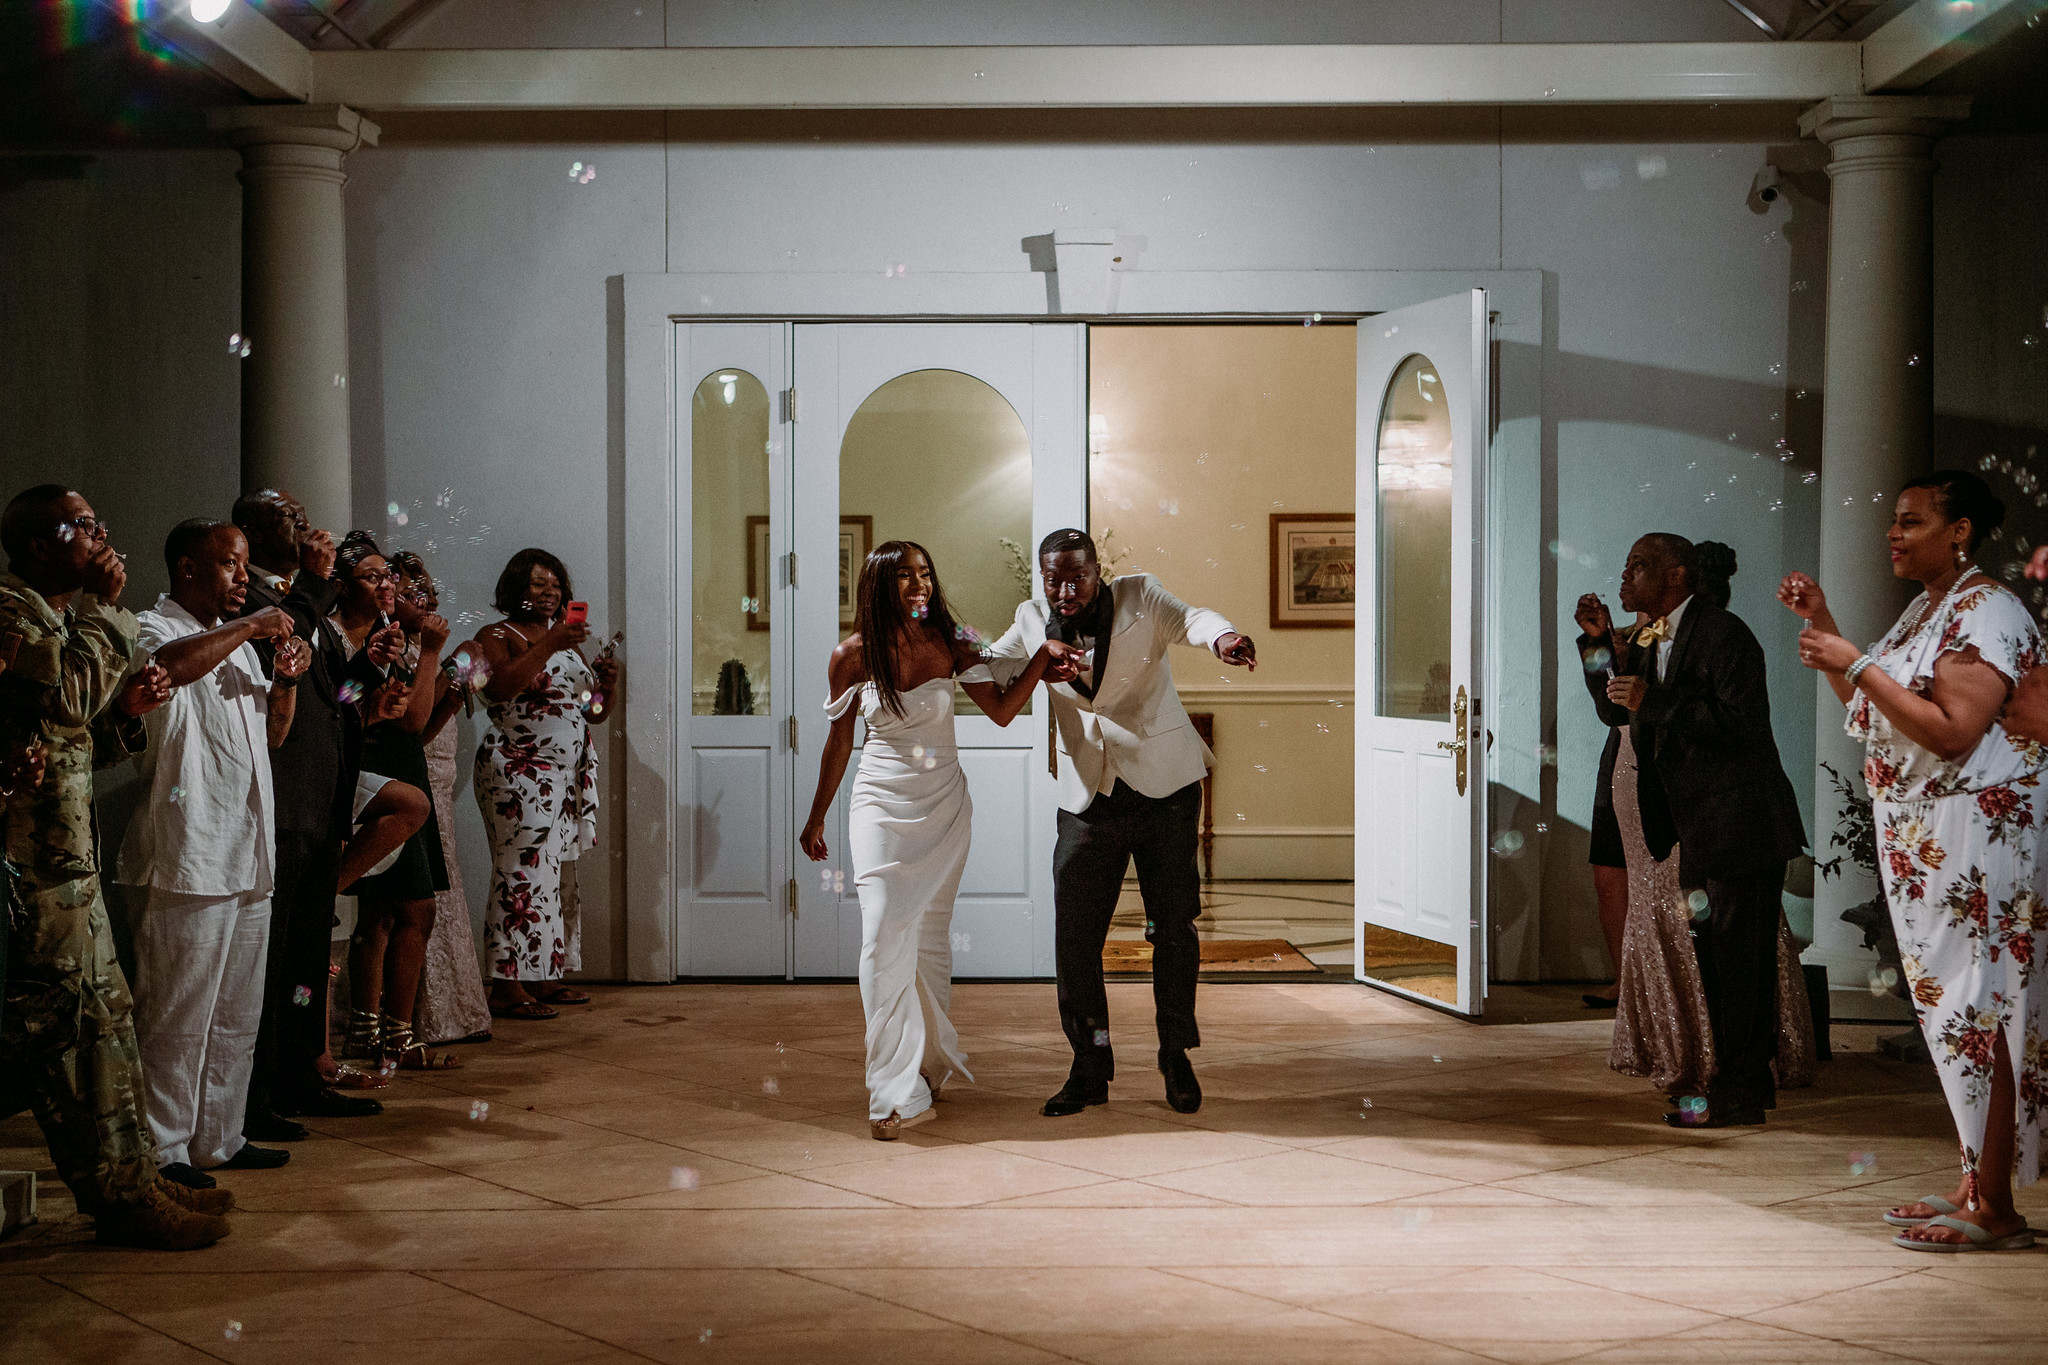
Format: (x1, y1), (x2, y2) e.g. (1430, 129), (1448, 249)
(1042, 1079), (1109, 1117)
(1160, 1048), (1202, 1114)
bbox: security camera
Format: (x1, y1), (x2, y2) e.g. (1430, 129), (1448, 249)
(1751, 165), (1782, 203)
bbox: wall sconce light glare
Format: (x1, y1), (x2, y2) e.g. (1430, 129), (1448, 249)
(189, 0), (232, 22)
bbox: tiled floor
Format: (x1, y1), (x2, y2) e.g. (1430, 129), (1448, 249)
(5, 980), (2046, 1364)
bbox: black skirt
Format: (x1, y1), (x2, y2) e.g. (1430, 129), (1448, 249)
(352, 724), (451, 901)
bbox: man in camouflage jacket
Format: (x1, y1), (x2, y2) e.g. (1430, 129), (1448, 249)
(0, 484), (233, 1249)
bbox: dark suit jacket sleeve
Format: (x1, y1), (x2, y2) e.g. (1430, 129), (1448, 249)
(1575, 632), (1633, 729)
(1634, 613), (1779, 754)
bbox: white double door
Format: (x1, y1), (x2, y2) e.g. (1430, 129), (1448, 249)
(678, 322), (1085, 979)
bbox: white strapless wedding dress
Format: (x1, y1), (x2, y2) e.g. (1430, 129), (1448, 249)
(825, 666), (989, 1122)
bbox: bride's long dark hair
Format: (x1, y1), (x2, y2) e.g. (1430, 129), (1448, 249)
(854, 539), (962, 719)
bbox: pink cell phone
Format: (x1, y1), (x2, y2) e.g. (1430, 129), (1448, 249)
(563, 601), (588, 626)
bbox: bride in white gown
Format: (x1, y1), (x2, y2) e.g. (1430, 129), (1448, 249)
(800, 540), (1076, 1140)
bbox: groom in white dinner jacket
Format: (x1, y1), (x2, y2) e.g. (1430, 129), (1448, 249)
(988, 529), (1256, 1116)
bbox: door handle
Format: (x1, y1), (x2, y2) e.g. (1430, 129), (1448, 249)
(1445, 686), (1470, 796)
(1435, 739), (1466, 754)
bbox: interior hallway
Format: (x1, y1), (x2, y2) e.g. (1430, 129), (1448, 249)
(5, 980), (2043, 1364)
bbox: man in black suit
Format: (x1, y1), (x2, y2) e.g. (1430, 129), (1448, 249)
(231, 490), (391, 1129)
(1575, 533), (1805, 1127)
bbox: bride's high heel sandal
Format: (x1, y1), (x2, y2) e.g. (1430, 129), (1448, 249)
(870, 1107), (937, 1142)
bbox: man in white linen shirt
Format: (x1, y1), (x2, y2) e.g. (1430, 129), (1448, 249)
(117, 518), (308, 1188)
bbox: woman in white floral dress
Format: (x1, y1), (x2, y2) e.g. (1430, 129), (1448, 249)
(471, 549), (615, 1020)
(1782, 470), (2045, 1253)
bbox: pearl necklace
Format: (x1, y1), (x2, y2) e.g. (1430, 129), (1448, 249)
(1901, 564), (1978, 640)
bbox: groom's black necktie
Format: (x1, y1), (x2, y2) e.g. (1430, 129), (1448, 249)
(1052, 579), (1116, 700)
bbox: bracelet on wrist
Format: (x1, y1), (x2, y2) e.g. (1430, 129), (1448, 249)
(1844, 654), (1875, 686)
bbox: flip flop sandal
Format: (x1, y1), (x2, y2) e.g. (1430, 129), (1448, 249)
(1893, 1215), (2035, 1253)
(1883, 1195), (1961, 1228)
(490, 1000), (559, 1020)
(538, 987), (591, 1005)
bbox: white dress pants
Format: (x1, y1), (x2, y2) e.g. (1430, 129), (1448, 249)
(132, 888), (272, 1168)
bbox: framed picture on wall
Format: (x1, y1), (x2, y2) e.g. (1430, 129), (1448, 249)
(745, 515), (771, 631)
(839, 515), (873, 627)
(1269, 514), (1356, 629)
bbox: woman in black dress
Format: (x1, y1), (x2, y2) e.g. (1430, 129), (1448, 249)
(332, 532), (461, 1071)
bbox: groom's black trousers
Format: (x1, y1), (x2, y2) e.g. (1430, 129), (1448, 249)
(1054, 778), (1205, 1083)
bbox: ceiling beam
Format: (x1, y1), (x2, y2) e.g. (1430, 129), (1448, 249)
(1863, 0), (2048, 89)
(147, 0), (312, 101)
(303, 41), (1862, 111)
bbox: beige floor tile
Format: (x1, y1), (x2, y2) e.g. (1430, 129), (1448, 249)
(803, 1266), (1299, 1337)
(441, 1137), (769, 1205)
(0, 1277), (219, 1365)
(628, 1329), (1065, 1364)
(429, 1266), (955, 1337)
(1139, 1147), (1470, 1206)
(229, 1169), (558, 1212)
(1265, 1266), (1724, 1363)
(50, 1270), (586, 1344)
(1539, 1264), (1917, 1316)
(1749, 1267), (2048, 1341)
(1032, 1308), (1496, 1365)
(981, 1179), (1228, 1208)
(981, 1111), (1292, 1179)
(588, 1172), (897, 1209)
(672, 1113), (957, 1173)
(1564, 1319), (1910, 1364)
(804, 1141), (1112, 1207)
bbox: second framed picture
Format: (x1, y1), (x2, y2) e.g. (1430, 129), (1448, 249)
(1269, 514), (1356, 629)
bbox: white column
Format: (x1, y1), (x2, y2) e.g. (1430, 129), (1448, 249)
(1798, 95), (1969, 997)
(207, 105), (379, 533)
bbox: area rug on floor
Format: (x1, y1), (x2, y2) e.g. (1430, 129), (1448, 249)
(1103, 938), (1320, 973)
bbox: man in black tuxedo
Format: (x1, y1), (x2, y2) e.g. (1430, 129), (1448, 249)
(1575, 533), (1805, 1127)
(231, 490), (392, 1130)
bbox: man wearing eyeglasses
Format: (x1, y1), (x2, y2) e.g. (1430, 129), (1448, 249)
(0, 484), (233, 1250)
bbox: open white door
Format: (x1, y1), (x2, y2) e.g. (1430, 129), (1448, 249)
(1354, 290), (1490, 1015)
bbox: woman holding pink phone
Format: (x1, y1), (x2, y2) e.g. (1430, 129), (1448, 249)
(469, 548), (618, 1020)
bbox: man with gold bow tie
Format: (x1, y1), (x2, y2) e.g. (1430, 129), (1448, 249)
(1575, 533), (1806, 1128)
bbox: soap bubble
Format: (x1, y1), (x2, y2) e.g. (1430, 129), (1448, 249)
(950, 932), (971, 953)
(1848, 1149), (1878, 1177)
(169, 785), (185, 805)
(1802, 471), (1818, 484)
(819, 868), (833, 889)
(1402, 1208), (1433, 1231)
(1868, 965), (1899, 996)
(670, 1165), (700, 1190)
(469, 1100), (490, 1121)
(1490, 830), (1525, 857)
(761, 1077), (780, 1095)
(1679, 1095), (1708, 1116)
(1636, 155), (1667, 179)
(1535, 822), (1548, 833)
(224, 1321), (242, 1341)
(1092, 1028), (1110, 1047)
(292, 984), (313, 1007)
(1686, 890), (1711, 921)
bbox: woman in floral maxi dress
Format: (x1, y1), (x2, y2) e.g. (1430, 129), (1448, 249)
(471, 549), (615, 1019)
(1782, 470), (2046, 1253)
